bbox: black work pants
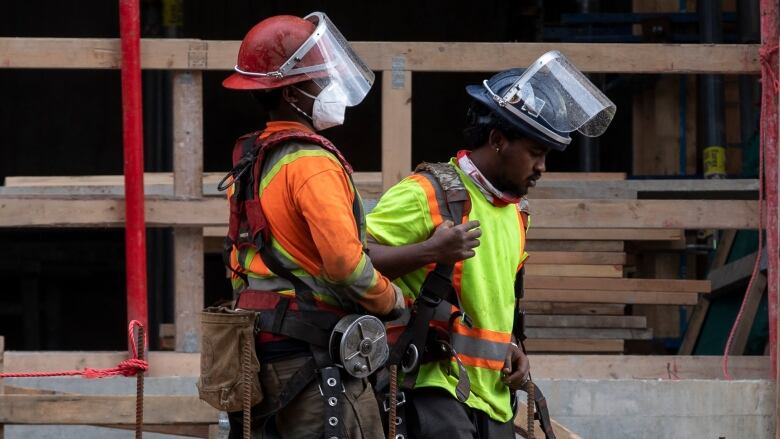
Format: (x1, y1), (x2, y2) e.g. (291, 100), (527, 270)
(406, 387), (515, 439)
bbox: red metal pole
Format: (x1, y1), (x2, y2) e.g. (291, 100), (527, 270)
(760, 0), (778, 379)
(119, 0), (148, 333)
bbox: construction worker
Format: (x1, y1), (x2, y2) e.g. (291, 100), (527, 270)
(367, 51), (615, 438)
(218, 12), (409, 438)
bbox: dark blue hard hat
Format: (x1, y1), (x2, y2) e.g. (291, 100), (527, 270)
(465, 68), (571, 151)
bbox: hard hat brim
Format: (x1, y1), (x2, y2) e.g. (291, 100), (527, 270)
(222, 72), (309, 90)
(465, 84), (569, 152)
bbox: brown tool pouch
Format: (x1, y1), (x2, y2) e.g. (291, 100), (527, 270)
(197, 306), (263, 412)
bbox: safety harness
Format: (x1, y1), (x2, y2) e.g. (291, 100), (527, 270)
(378, 162), (556, 439)
(218, 129), (366, 438)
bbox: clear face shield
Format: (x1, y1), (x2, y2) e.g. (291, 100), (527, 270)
(234, 12), (375, 107)
(500, 51), (615, 137)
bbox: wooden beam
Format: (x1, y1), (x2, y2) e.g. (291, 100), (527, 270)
(3, 351), (769, 379)
(728, 273), (768, 355)
(524, 264), (623, 278)
(528, 228), (682, 241)
(530, 199), (762, 229)
(524, 289), (700, 305)
(527, 355), (769, 380)
(524, 251), (627, 265)
(172, 71), (204, 354)
(0, 197), (762, 229)
(523, 303), (627, 316)
(4, 351), (200, 377)
(381, 68), (412, 190)
(515, 402), (583, 439)
(0, 38), (761, 73)
(0, 394), (218, 424)
(525, 240), (624, 252)
(9, 174), (756, 200)
(709, 251), (762, 293)
(525, 315), (646, 329)
(525, 276), (710, 292)
(526, 327), (652, 340)
(523, 339), (624, 352)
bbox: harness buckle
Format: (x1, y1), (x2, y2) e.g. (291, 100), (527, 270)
(382, 391), (406, 412)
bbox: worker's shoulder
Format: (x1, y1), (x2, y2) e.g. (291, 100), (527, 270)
(414, 161), (464, 192)
(265, 139), (345, 169)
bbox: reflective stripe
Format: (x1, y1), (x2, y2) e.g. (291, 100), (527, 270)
(457, 354), (505, 371)
(450, 333), (508, 363)
(259, 143), (341, 194)
(408, 174), (444, 226)
(452, 319), (512, 343)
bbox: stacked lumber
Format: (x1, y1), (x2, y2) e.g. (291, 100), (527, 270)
(520, 173), (713, 354)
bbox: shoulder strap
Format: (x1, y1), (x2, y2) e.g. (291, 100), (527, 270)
(414, 162), (470, 301)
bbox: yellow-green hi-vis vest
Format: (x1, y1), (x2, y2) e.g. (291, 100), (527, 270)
(366, 158), (529, 422)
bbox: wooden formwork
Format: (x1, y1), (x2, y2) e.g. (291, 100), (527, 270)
(0, 37), (774, 435)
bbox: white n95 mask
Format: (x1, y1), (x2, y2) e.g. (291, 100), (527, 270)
(293, 83), (349, 131)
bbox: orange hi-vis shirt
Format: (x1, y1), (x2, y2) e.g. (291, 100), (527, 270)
(229, 121), (397, 315)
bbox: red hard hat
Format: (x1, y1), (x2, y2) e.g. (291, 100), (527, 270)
(223, 15), (324, 90)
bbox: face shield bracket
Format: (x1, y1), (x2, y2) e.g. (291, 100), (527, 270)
(482, 80), (571, 145)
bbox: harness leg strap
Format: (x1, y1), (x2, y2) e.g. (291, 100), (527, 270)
(319, 366), (345, 439)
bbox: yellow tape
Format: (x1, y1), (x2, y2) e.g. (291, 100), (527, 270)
(162, 0), (183, 28)
(703, 146), (726, 178)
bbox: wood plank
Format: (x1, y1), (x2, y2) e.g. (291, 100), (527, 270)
(528, 178), (758, 201)
(525, 276), (710, 293)
(527, 355), (769, 380)
(0, 196), (762, 229)
(728, 273), (768, 355)
(173, 71), (204, 354)
(381, 69), (412, 190)
(0, 394), (218, 424)
(525, 251), (627, 265)
(541, 172), (626, 181)
(530, 199), (761, 229)
(526, 327), (652, 340)
(7, 174), (756, 200)
(679, 229), (737, 354)
(524, 264), (623, 278)
(523, 303), (626, 316)
(528, 228), (682, 241)
(515, 401), (583, 439)
(709, 251), (762, 293)
(4, 351), (200, 377)
(524, 289), (699, 305)
(523, 339), (624, 353)
(525, 240), (624, 252)
(0, 197), (227, 227)
(525, 315), (646, 329)
(0, 38), (761, 73)
(4, 351), (769, 380)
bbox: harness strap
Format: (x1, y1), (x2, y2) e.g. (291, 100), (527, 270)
(512, 267), (526, 343)
(319, 366), (345, 439)
(530, 382), (556, 439)
(258, 245), (318, 311)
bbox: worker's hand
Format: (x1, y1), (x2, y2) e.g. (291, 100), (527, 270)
(426, 220), (481, 265)
(502, 342), (530, 391)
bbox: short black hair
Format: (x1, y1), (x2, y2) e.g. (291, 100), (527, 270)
(462, 100), (525, 149)
(250, 88), (283, 112)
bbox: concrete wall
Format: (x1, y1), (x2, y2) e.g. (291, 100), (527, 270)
(536, 378), (775, 439)
(5, 377), (776, 438)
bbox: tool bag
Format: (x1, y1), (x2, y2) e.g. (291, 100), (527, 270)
(197, 306), (263, 412)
